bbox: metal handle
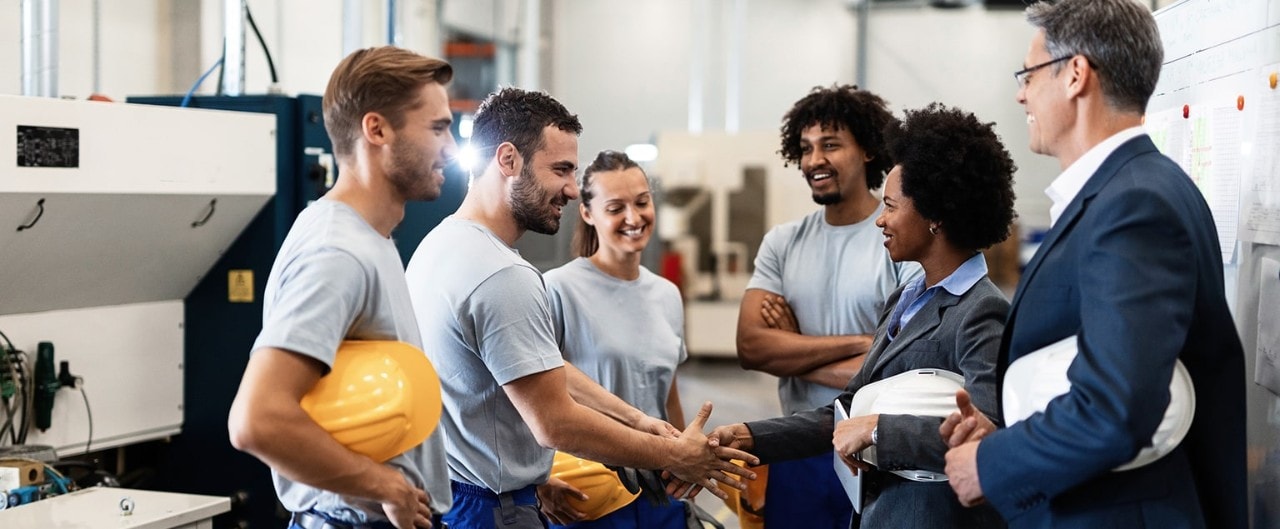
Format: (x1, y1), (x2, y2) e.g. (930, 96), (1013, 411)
(191, 198), (217, 228)
(16, 198), (46, 232)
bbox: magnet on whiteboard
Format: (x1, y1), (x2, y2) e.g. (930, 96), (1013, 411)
(1238, 95), (1245, 111)
(1182, 104), (1190, 119)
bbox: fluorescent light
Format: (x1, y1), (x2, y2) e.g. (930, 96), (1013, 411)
(625, 143), (658, 162)
(458, 143), (478, 173)
(459, 115), (474, 139)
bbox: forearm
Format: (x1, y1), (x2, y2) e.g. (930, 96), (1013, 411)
(512, 369), (683, 469)
(229, 397), (402, 503)
(798, 355), (867, 389)
(744, 408), (834, 463)
(563, 362), (647, 428)
(876, 414), (949, 472)
(666, 379), (686, 430)
(737, 330), (873, 376)
(540, 400), (688, 469)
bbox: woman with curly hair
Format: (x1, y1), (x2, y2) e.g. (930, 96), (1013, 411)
(710, 103), (1017, 528)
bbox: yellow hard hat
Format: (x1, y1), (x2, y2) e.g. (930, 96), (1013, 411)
(550, 452), (639, 521)
(300, 340), (442, 463)
(716, 460), (766, 529)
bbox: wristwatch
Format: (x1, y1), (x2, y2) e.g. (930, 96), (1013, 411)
(871, 426), (879, 445)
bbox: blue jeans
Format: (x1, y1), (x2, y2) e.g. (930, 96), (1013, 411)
(443, 480), (546, 529)
(764, 452), (856, 529)
(548, 497), (686, 529)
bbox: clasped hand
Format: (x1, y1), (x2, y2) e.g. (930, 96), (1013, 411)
(662, 402), (759, 500)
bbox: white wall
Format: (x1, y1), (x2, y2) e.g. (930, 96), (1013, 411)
(0, 0), (167, 98)
(0, 0), (1059, 225)
(864, 5), (1060, 229)
(551, 0), (1058, 231)
(0, 0), (443, 100)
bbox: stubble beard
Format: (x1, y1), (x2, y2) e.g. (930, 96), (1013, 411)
(511, 164), (562, 235)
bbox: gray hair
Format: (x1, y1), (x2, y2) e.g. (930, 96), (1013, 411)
(1027, 0), (1163, 114)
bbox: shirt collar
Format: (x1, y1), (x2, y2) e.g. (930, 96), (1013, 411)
(932, 253), (988, 297)
(1046, 125), (1147, 227)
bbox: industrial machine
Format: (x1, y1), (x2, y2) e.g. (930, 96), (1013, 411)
(0, 94), (275, 514)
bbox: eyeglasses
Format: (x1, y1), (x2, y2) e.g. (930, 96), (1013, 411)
(1013, 56), (1072, 88)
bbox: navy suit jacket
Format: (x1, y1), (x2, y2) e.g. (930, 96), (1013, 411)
(977, 135), (1247, 528)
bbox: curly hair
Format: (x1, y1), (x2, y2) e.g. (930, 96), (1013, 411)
(885, 103), (1017, 251)
(778, 84), (896, 189)
(471, 87), (583, 167)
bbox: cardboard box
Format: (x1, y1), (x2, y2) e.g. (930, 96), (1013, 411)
(0, 460), (44, 486)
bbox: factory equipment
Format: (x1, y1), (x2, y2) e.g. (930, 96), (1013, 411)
(0, 94), (274, 516)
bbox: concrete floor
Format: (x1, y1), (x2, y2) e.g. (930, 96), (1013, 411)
(675, 358), (782, 529)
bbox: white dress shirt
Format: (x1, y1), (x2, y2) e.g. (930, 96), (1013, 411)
(1046, 125), (1148, 227)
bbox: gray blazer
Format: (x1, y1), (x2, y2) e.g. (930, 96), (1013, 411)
(747, 275), (1008, 528)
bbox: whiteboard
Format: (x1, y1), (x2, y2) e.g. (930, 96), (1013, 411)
(1149, 0), (1280, 252)
(1151, 0), (1280, 526)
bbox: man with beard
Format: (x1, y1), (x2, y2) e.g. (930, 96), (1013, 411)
(405, 87), (758, 529)
(735, 85), (922, 529)
(228, 47), (455, 529)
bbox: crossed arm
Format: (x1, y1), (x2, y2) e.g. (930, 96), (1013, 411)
(736, 289), (872, 389)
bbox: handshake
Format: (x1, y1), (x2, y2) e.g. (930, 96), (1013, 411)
(537, 401), (761, 525)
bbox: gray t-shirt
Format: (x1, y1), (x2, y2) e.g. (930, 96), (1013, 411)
(405, 217), (565, 493)
(747, 206), (922, 414)
(544, 257), (687, 420)
(252, 199), (451, 523)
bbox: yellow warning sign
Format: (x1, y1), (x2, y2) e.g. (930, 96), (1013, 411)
(228, 270), (255, 303)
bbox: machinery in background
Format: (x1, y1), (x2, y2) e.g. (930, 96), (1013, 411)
(0, 93), (275, 515)
(126, 94), (467, 528)
(0, 458), (74, 511)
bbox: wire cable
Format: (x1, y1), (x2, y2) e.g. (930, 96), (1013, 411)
(1, 344), (19, 444)
(77, 378), (92, 456)
(1, 357), (20, 444)
(16, 351), (31, 444)
(0, 328), (15, 352)
(244, 4), (279, 84)
(180, 57), (225, 108)
(215, 38), (226, 96)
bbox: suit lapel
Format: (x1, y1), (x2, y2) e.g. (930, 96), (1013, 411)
(867, 290), (961, 380)
(1000, 136), (1160, 405)
(1007, 135), (1159, 315)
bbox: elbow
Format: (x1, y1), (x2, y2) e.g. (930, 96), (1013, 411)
(737, 338), (802, 376)
(227, 401), (267, 455)
(227, 415), (258, 454)
(525, 415), (572, 452)
(736, 336), (766, 371)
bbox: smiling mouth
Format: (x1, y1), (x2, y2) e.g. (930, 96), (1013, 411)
(621, 226), (646, 238)
(808, 172), (833, 182)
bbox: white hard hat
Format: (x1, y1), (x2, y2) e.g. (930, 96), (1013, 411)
(847, 369), (965, 471)
(1002, 335), (1195, 471)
